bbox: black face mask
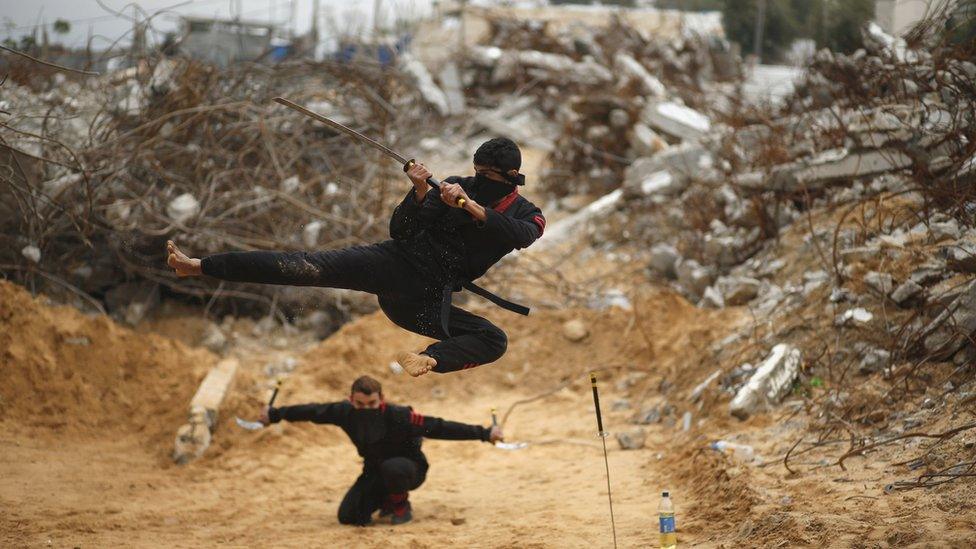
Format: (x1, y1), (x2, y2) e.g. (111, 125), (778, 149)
(474, 174), (516, 206)
(351, 407), (386, 443)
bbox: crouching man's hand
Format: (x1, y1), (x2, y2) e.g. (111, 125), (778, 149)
(488, 425), (504, 444)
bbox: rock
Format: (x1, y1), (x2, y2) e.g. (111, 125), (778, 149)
(562, 319), (589, 342)
(200, 324), (227, 353)
(630, 123), (668, 157)
(773, 148), (914, 191)
(104, 281), (159, 325)
(703, 234), (741, 267)
(649, 243), (680, 279)
(616, 428), (647, 450)
(609, 109), (630, 129)
(909, 265), (946, 286)
(589, 289), (632, 311)
(929, 219), (961, 242)
(864, 271), (894, 296)
(944, 241), (976, 273)
(280, 175), (300, 193)
(611, 399), (631, 411)
(174, 358), (239, 464)
(399, 53), (450, 116)
(729, 344), (802, 420)
(923, 281), (976, 360)
(891, 279), (924, 306)
(450, 517), (467, 526)
(614, 52), (666, 98)
(835, 307), (873, 326)
(676, 259), (714, 299)
(803, 270), (830, 296)
(21, 245), (41, 263)
(859, 347), (891, 374)
(717, 276), (761, 306)
(302, 221), (323, 248)
(689, 369), (722, 402)
(641, 101), (711, 141)
(699, 286), (725, 308)
(167, 193), (200, 224)
(633, 406), (661, 425)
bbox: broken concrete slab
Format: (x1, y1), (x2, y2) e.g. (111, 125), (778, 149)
(400, 53), (451, 116)
(729, 344), (802, 420)
(437, 62), (466, 115)
(771, 148), (914, 191)
(923, 281), (976, 360)
(616, 428), (647, 450)
(630, 123), (668, 157)
(640, 101), (711, 142)
(944, 241), (976, 273)
(614, 52), (666, 98)
(864, 271), (894, 296)
(649, 243), (680, 279)
(717, 276), (761, 306)
(174, 358), (239, 464)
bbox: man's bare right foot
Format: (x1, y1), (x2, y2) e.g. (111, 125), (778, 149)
(396, 352), (436, 377)
(166, 240), (203, 277)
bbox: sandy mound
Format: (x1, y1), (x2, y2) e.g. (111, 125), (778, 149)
(0, 280), (215, 447)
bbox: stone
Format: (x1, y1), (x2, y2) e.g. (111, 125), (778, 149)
(611, 399), (631, 411)
(633, 406), (661, 425)
(929, 219), (961, 242)
(641, 101), (711, 141)
(676, 259), (714, 299)
(891, 280), (924, 306)
(923, 281), (976, 360)
(717, 276), (761, 306)
(840, 246), (879, 263)
(562, 319), (589, 342)
(616, 428), (647, 450)
(302, 221), (323, 248)
(649, 243), (680, 279)
(835, 308), (873, 326)
(859, 348), (891, 374)
(167, 193), (200, 224)
(699, 286), (725, 309)
(944, 241), (976, 273)
(280, 175), (300, 193)
(399, 53), (450, 116)
(175, 358), (239, 464)
(729, 345), (802, 420)
(864, 271), (894, 296)
(630, 123), (668, 157)
(614, 52), (666, 98)
(21, 245), (41, 263)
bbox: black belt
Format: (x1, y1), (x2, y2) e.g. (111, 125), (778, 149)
(437, 281), (530, 336)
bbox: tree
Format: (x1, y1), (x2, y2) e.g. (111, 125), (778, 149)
(52, 19), (71, 35)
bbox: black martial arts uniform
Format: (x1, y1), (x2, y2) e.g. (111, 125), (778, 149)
(268, 400), (491, 525)
(201, 176), (545, 373)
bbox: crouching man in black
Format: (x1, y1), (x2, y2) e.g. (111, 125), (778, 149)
(259, 375), (503, 526)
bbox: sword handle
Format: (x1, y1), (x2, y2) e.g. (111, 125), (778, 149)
(591, 372), (607, 437)
(404, 159), (466, 207)
(491, 407), (498, 428)
(268, 378), (282, 407)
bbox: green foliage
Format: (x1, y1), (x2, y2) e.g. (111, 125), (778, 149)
(53, 18), (71, 35)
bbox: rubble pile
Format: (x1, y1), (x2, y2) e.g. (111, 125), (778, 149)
(598, 14), (975, 476)
(458, 14), (742, 196)
(0, 57), (438, 325)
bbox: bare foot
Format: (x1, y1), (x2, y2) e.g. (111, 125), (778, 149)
(167, 240), (202, 277)
(396, 351), (436, 378)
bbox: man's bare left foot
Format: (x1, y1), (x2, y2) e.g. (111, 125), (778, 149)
(166, 240), (202, 277)
(396, 352), (436, 377)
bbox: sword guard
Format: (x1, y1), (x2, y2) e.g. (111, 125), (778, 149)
(598, 431), (610, 439)
(403, 159), (415, 172)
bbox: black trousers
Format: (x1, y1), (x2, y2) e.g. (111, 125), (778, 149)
(201, 241), (507, 372)
(337, 457), (426, 525)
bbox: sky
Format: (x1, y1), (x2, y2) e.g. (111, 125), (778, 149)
(0, 0), (436, 50)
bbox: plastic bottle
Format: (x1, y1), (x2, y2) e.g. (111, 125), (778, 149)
(659, 491), (676, 549)
(710, 440), (756, 463)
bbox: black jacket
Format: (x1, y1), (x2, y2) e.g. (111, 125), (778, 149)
(269, 401), (490, 472)
(389, 176), (545, 283)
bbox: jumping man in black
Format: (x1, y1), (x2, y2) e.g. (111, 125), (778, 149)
(167, 138), (545, 377)
(258, 375), (503, 525)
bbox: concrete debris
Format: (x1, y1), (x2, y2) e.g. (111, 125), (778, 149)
(891, 279), (924, 306)
(676, 259), (714, 300)
(629, 123), (668, 157)
(641, 101), (711, 142)
(21, 245), (41, 264)
(616, 428), (647, 450)
(730, 344), (802, 420)
(836, 308), (874, 326)
(174, 358), (239, 464)
(944, 241), (976, 273)
(923, 281), (976, 360)
(399, 53), (451, 116)
(716, 276), (761, 306)
(649, 243), (680, 279)
(167, 193), (200, 224)
(689, 369), (723, 402)
(614, 53), (666, 98)
(864, 271), (894, 296)
(859, 347), (891, 374)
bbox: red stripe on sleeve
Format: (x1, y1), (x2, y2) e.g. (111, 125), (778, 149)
(532, 215), (546, 236)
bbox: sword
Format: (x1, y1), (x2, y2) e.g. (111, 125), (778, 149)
(591, 372), (618, 549)
(235, 378), (282, 431)
(273, 97), (465, 206)
(491, 407), (528, 451)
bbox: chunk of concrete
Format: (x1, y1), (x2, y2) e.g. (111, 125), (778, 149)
(616, 428), (647, 450)
(641, 101), (711, 141)
(729, 344), (802, 420)
(630, 123), (668, 157)
(944, 241), (976, 273)
(437, 62), (466, 115)
(859, 348), (891, 374)
(676, 259), (714, 299)
(399, 53), (450, 116)
(773, 148), (914, 191)
(717, 276), (761, 306)
(167, 193), (200, 224)
(614, 52), (666, 98)
(649, 243), (680, 279)
(891, 279), (924, 306)
(864, 271), (894, 296)
(174, 358), (239, 464)
(923, 281), (976, 360)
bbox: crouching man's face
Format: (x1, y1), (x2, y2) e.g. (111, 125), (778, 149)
(350, 391), (382, 409)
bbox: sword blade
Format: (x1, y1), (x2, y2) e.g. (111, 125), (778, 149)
(273, 97), (409, 165)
